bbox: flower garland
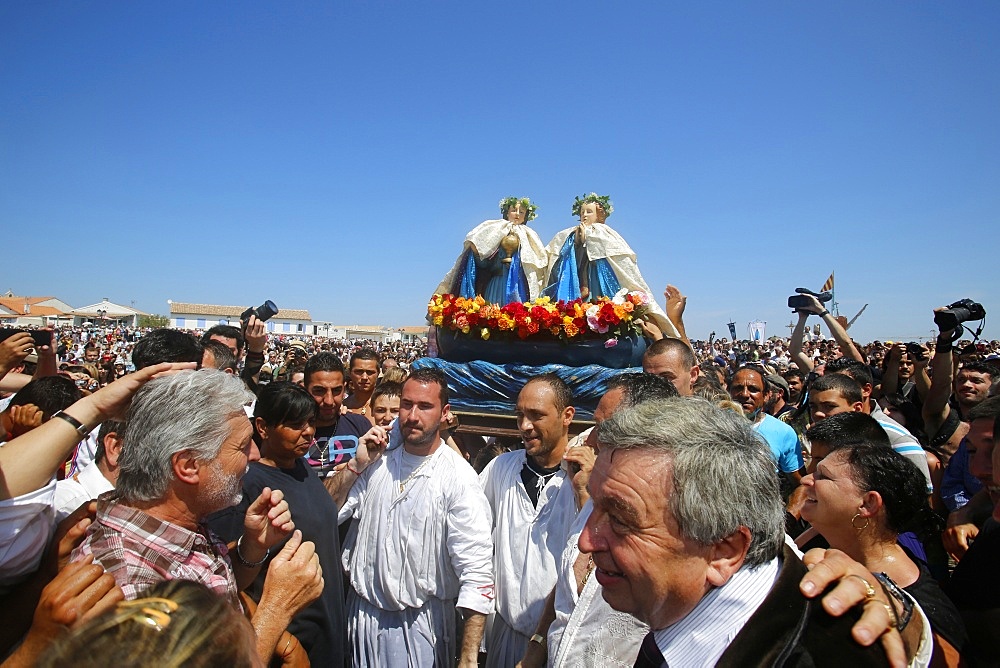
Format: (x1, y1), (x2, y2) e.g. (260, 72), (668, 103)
(427, 289), (651, 343)
(571, 192), (613, 218)
(499, 196), (538, 222)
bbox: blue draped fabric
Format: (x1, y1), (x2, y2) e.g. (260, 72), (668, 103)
(452, 247), (530, 305)
(543, 232), (621, 301)
(450, 248), (478, 298)
(543, 234), (581, 301)
(482, 249), (530, 305)
(413, 357), (641, 420)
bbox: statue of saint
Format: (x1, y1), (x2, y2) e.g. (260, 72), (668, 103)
(543, 193), (680, 338)
(434, 197), (548, 304)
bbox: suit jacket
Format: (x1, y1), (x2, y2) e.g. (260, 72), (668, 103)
(716, 546), (890, 667)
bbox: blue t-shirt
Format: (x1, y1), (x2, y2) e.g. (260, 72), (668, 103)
(754, 413), (804, 474)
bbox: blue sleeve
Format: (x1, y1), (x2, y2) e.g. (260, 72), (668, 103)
(779, 432), (803, 474)
(940, 441), (982, 512)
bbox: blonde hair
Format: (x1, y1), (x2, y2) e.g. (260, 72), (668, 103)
(39, 580), (257, 668)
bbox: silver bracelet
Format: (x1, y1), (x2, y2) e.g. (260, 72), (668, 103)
(235, 535), (269, 568)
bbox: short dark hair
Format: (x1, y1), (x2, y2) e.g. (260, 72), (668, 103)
(253, 382), (318, 430)
(606, 372), (678, 406)
(959, 361), (998, 381)
(405, 368), (449, 406)
(966, 395), (1000, 423)
(810, 373), (864, 405)
(732, 365), (767, 389)
(371, 381), (404, 407)
(202, 340), (238, 373)
(303, 352), (346, 387)
(805, 412), (890, 449)
(826, 358), (874, 389)
(783, 369), (805, 383)
(349, 348), (380, 369)
(201, 325), (245, 354)
(132, 329), (204, 370)
(644, 337), (696, 371)
(95, 419), (126, 464)
(9, 376), (82, 418)
(523, 373), (574, 412)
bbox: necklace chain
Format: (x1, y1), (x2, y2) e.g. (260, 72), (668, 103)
(399, 456), (432, 493)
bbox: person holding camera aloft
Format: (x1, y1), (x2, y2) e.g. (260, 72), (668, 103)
(788, 290), (865, 372)
(924, 300), (997, 562)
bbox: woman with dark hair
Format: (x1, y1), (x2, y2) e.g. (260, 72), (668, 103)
(800, 443), (967, 664)
(207, 382), (346, 667)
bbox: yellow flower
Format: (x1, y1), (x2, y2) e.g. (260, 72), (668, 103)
(433, 316), (443, 326)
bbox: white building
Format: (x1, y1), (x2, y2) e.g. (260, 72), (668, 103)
(168, 302), (313, 335)
(0, 293), (75, 327)
(70, 298), (145, 327)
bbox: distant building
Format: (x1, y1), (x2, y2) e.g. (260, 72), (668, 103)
(168, 302), (313, 335)
(71, 298), (145, 327)
(0, 293), (75, 327)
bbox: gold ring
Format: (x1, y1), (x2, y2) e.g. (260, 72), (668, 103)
(847, 574), (877, 601)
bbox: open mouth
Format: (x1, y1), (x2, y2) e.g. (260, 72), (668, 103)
(594, 565), (625, 585)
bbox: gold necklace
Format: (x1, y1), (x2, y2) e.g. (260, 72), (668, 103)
(399, 456), (432, 493)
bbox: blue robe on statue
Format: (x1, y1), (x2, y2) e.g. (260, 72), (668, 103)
(543, 231), (621, 302)
(451, 247), (530, 305)
(434, 220), (549, 305)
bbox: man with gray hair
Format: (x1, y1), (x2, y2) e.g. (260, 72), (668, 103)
(73, 369), (323, 662)
(580, 397), (912, 666)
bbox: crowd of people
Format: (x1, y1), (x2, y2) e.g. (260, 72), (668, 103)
(0, 282), (996, 667)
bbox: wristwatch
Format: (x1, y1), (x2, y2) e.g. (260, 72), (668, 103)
(873, 572), (914, 631)
(529, 633), (546, 646)
(52, 410), (92, 438)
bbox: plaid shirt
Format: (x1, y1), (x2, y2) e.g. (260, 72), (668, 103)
(73, 491), (239, 608)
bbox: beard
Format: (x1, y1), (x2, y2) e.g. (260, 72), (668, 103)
(203, 459), (245, 512)
(402, 423), (438, 449)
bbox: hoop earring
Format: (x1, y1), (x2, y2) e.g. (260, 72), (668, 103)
(851, 512), (870, 531)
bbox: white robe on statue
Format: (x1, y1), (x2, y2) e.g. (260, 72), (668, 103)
(479, 450), (580, 668)
(435, 219), (549, 301)
(544, 222), (681, 340)
(340, 442), (495, 667)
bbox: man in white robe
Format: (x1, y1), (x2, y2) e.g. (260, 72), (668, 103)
(479, 374), (582, 667)
(339, 369), (494, 667)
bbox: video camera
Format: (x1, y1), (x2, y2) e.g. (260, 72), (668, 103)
(240, 300), (279, 327)
(787, 288), (833, 312)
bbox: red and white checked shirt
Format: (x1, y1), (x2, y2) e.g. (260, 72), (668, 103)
(73, 491), (240, 608)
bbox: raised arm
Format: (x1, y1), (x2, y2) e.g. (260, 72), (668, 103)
(664, 284), (694, 353)
(879, 344), (903, 399)
(0, 362), (197, 500)
(923, 315), (955, 438)
(789, 312), (814, 372)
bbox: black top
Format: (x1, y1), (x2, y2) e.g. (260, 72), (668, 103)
(902, 560), (968, 652)
(520, 458), (562, 508)
(207, 458), (348, 667)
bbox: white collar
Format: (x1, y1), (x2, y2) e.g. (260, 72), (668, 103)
(654, 557), (779, 667)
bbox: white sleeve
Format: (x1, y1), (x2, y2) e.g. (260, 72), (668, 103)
(0, 480), (57, 586)
(448, 479), (495, 615)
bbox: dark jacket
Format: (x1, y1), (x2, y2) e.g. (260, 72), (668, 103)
(716, 546), (891, 667)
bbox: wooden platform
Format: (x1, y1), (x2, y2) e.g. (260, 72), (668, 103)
(452, 410), (595, 439)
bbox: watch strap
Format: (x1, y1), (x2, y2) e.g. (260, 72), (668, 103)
(52, 410), (91, 437)
(873, 572), (914, 631)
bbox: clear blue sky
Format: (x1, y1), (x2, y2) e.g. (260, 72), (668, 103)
(3, 2), (997, 342)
